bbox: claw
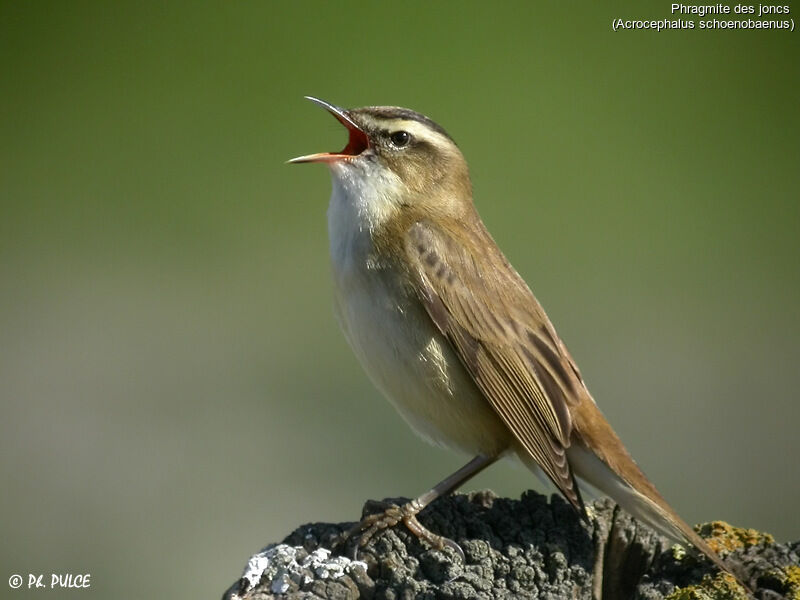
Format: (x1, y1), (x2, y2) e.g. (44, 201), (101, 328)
(341, 501), (465, 571)
(440, 536), (466, 565)
(339, 521), (369, 560)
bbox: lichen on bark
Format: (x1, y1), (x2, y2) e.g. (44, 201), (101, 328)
(223, 490), (799, 600)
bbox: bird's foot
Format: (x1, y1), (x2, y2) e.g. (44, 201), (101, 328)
(342, 500), (465, 564)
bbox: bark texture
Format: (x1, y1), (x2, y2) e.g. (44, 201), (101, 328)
(223, 490), (799, 600)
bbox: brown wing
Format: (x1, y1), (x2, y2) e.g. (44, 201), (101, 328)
(404, 219), (587, 513)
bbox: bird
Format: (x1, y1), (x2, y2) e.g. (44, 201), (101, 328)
(288, 96), (744, 588)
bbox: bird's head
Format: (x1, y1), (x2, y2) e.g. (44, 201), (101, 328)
(289, 97), (472, 223)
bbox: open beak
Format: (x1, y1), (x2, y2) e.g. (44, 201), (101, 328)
(287, 97), (370, 164)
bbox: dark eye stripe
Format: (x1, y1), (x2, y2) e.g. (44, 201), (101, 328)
(378, 128), (436, 150)
(362, 107), (455, 142)
(390, 131), (411, 147)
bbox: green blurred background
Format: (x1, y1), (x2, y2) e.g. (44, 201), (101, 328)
(1, 2), (798, 598)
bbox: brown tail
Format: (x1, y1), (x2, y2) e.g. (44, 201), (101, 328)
(567, 441), (754, 595)
(566, 396), (754, 595)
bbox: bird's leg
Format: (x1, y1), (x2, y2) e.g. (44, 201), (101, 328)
(346, 454), (498, 561)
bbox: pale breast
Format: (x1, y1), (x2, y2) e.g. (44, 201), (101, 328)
(327, 180), (511, 456)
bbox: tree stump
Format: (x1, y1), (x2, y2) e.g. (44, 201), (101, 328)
(222, 490), (800, 600)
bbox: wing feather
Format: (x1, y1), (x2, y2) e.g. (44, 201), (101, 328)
(404, 219), (586, 512)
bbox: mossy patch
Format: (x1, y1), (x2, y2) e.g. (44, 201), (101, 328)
(785, 565), (800, 599)
(696, 521), (774, 555)
(759, 564), (800, 600)
(665, 572), (749, 600)
(787, 564), (800, 586)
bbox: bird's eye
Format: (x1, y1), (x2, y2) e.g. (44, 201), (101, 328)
(389, 131), (411, 148)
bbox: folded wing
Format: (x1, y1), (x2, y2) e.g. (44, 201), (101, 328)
(404, 219), (589, 513)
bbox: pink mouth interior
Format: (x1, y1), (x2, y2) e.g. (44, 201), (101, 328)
(329, 112), (368, 157)
(340, 126), (369, 156)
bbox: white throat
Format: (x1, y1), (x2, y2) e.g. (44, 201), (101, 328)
(322, 161), (511, 456)
(326, 161), (403, 272)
